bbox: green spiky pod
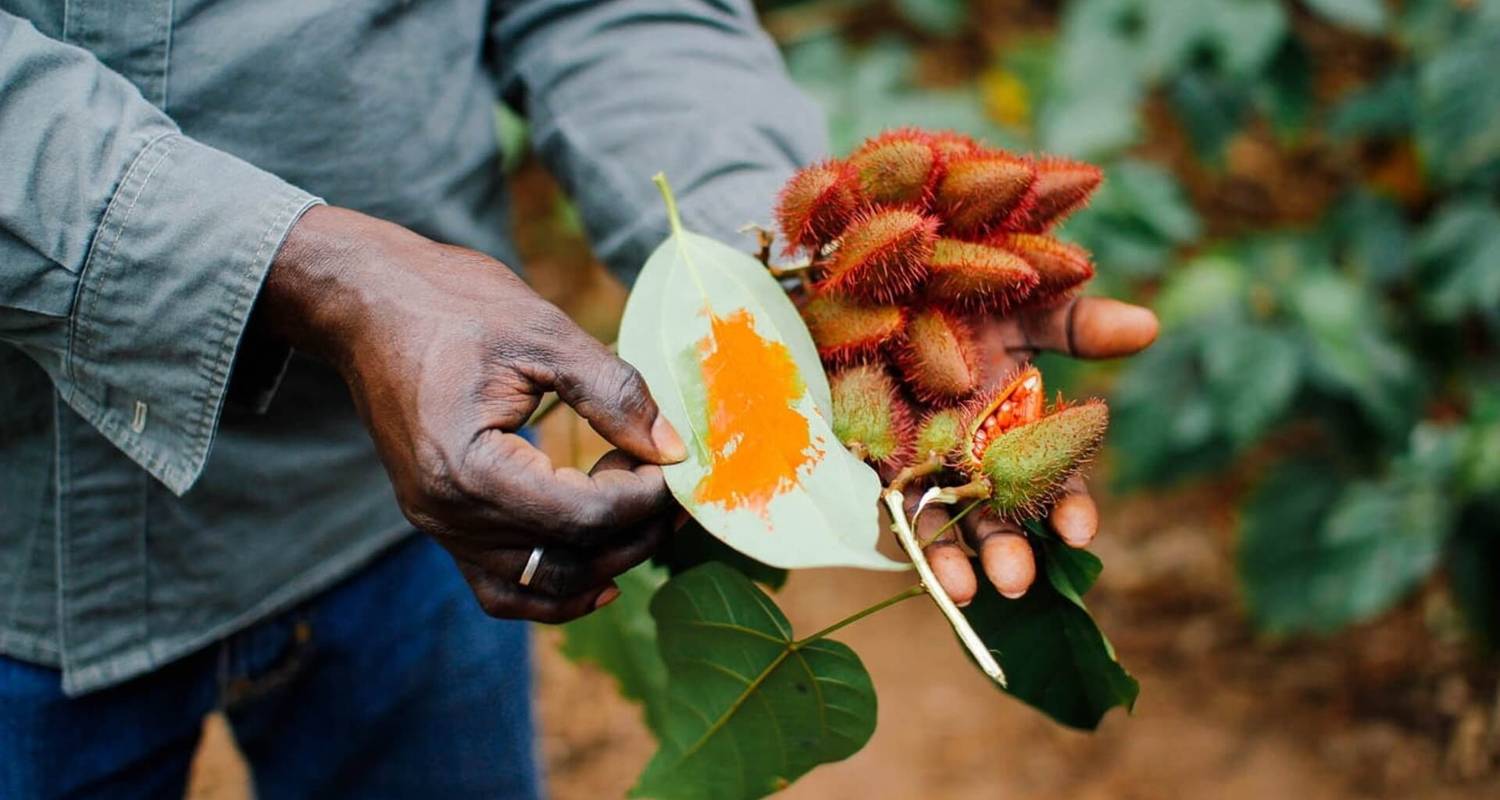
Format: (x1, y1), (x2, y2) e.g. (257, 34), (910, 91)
(893, 307), (980, 403)
(829, 364), (915, 468)
(927, 130), (981, 162)
(847, 128), (941, 206)
(993, 233), (1095, 307)
(914, 408), (966, 464)
(1011, 157), (1103, 233)
(933, 151), (1036, 237)
(799, 291), (906, 366)
(925, 238), (1041, 313)
(979, 400), (1109, 521)
(817, 208), (938, 303)
(775, 160), (861, 254)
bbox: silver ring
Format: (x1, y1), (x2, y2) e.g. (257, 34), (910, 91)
(518, 546), (544, 588)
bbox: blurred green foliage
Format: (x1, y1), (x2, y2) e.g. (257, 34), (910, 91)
(768, 0), (1500, 640)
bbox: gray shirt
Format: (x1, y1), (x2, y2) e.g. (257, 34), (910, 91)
(0, 0), (825, 695)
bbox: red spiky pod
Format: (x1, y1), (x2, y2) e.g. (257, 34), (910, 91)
(817, 208), (938, 303)
(893, 307), (980, 403)
(1010, 157), (1104, 233)
(847, 128), (942, 207)
(799, 291), (906, 366)
(924, 238), (1041, 313)
(775, 160), (860, 254)
(994, 233), (1095, 307)
(933, 151), (1037, 238)
(927, 130), (981, 162)
(829, 363), (916, 469)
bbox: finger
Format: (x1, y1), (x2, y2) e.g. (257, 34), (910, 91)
(463, 432), (672, 547)
(460, 561), (619, 624)
(914, 502), (977, 607)
(546, 326), (687, 465)
(963, 512), (1035, 599)
(1049, 475), (1098, 548)
(1021, 297), (1159, 359)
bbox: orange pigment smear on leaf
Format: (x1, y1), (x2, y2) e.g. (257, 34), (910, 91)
(692, 308), (823, 518)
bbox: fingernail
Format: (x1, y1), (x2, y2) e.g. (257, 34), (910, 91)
(652, 416), (688, 464)
(955, 597), (972, 608)
(1000, 588), (1027, 600)
(593, 586), (621, 609)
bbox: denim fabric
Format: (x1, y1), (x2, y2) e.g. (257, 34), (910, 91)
(0, 535), (542, 800)
(0, 0), (827, 694)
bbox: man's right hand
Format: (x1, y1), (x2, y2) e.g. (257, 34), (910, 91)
(261, 206), (687, 623)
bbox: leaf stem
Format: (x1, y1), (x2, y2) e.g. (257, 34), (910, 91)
(793, 584), (925, 648)
(653, 172), (685, 239)
(918, 498), (984, 549)
(885, 488), (1007, 686)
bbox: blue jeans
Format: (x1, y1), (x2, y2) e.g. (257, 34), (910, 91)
(0, 535), (542, 799)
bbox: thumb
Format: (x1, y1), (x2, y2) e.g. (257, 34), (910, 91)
(552, 336), (687, 466)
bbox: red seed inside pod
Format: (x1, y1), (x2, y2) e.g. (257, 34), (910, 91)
(967, 366), (1045, 464)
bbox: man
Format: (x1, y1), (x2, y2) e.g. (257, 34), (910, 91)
(0, 0), (1157, 797)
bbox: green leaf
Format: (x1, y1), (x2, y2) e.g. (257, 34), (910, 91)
(654, 518), (789, 590)
(1305, 0), (1388, 33)
(1415, 15), (1500, 182)
(560, 564), (670, 728)
(960, 537), (1139, 730)
(1239, 459), (1451, 634)
(1109, 328), (1235, 487)
(633, 564), (877, 800)
(893, 0), (968, 37)
(1201, 324), (1302, 446)
(618, 177), (904, 572)
(1327, 190), (1413, 284)
(1290, 272), (1419, 435)
(1167, 69), (1250, 161)
(1416, 199), (1500, 321)
(1329, 69), (1415, 140)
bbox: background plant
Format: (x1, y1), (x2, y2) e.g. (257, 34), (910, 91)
(545, 0), (1500, 795)
(759, 0), (1500, 640)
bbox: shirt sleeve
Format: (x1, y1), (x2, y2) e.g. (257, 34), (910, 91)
(0, 13), (320, 495)
(490, 0), (830, 284)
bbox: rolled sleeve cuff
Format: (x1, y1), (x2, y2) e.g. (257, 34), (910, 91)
(62, 132), (320, 495)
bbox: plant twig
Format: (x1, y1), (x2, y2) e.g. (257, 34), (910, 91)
(889, 453), (942, 492)
(884, 488), (1007, 686)
(793, 584), (925, 648)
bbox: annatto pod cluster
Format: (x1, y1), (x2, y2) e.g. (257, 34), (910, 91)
(777, 128), (1109, 520)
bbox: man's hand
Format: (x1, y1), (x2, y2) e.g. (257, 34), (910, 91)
(262, 206), (687, 623)
(919, 296), (1159, 605)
